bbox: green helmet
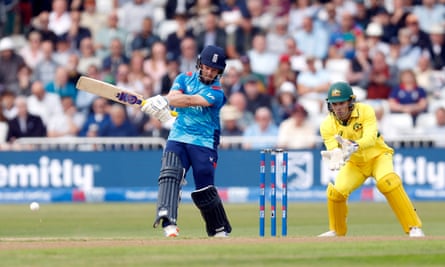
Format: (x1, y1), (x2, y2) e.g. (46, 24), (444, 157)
(326, 82), (355, 103)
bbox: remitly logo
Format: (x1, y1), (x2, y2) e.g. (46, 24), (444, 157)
(0, 156), (95, 189)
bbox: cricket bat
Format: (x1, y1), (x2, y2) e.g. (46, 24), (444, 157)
(76, 76), (177, 116)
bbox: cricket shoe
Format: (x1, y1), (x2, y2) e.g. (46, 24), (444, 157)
(213, 231), (229, 238)
(409, 227), (425, 237)
(317, 230), (337, 237)
(163, 225), (179, 237)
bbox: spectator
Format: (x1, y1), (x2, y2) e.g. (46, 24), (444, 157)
(19, 30), (43, 70)
(102, 38), (130, 83)
(404, 13), (431, 50)
(345, 38), (371, 89)
(53, 35), (73, 66)
(221, 65), (244, 96)
(195, 12), (227, 54)
(77, 37), (102, 75)
(353, 0), (370, 30)
(243, 74), (272, 115)
(424, 24), (445, 71)
(293, 15), (329, 60)
(1, 90), (17, 120)
(328, 11), (363, 60)
(65, 53), (82, 85)
(414, 54), (443, 99)
(45, 66), (78, 102)
(219, 0), (250, 37)
(27, 80), (63, 126)
(226, 16), (262, 59)
(365, 50), (398, 100)
(48, 0), (71, 36)
(265, 16), (288, 55)
(47, 96), (84, 137)
(32, 40), (59, 87)
(319, 2), (342, 39)
(80, 0), (108, 38)
(426, 105), (445, 147)
(388, 69), (428, 126)
(165, 12), (195, 60)
(0, 104), (8, 146)
(130, 16), (161, 58)
(412, 0), (445, 34)
(267, 54), (297, 97)
(388, 27), (421, 71)
(188, 0), (221, 36)
(27, 11), (58, 46)
(277, 102), (317, 149)
(76, 64), (101, 114)
(78, 97), (111, 137)
(160, 53), (181, 95)
(6, 96), (46, 143)
(17, 65), (33, 96)
(272, 81), (298, 124)
(0, 37), (26, 94)
(94, 11), (128, 60)
(283, 36), (306, 74)
(178, 37), (198, 73)
(164, 0), (196, 20)
(101, 104), (138, 137)
(60, 10), (92, 51)
(118, 0), (154, 35)
(228, 91), (255, 131)
(365, 22), (389, 58)
(247, 33), (280, 86)
(242, 106), (278, 150)
(143, 41), (168, 94)
(246, 0), (274, 32)
(389, 0), (410, 33)
(373, 9), (397, 44)
(287, 0), (319, 35)
(127, 50), (148, 95)
(297, 56), (331, 114)
(219, 104), (243, 149)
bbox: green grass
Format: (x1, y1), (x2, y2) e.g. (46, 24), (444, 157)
(0, 202), (444, 266)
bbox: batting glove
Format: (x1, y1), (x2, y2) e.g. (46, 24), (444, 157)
(141, 95), (173, 123)
(321, 148), (345, 171)
(335, 135), (358, 161)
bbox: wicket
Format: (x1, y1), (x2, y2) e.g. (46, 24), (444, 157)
(259, 149), (288, 237)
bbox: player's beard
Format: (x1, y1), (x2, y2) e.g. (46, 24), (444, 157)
(199, 70), (217, 85)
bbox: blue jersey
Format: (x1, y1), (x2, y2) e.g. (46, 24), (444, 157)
(168, 72), (226, 149)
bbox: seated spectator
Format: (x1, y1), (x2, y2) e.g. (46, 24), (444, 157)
(78, 97), (111, 137)
(243, 75), (272, 115)
(45, 66), (78, 102)
(47, 96), (85, 137)
(220, 104), (243, 136)
(277, 103), (317, 150)
(345, 38), (371, 89)
(102, 38), (130, 83)
(365, 50), (398, 100)
(53, 35), (73, 66)
(27, 80), (63, 126)
(48, 0), (71, 37)
(17, 65), (33, 96)
(1, 90), (17, 120)
(94, 11), (128, 60)
(130, 16), (161, 57)
(271, 81), (297, 125)
(195, 12), (227, 53)
(242, 106), (278, 150)
(228, 91), (255, 131)
(387, 27), (421, 71)
(297, 56), (331, 114)
(328, 11), (363, 60)
(76, 64), (103, 114)
(404, 13), (430, 50)
(6, 96), (47, 143)
(143, 41), (168, 94)
(80, 0), (108, 38)
(178, 37), (198, 73)
(388, 69), (428, 126)
(165, 12), (195, 60)
(19, 31), (44, 70)
(0, 37), (26, 94)
(77, 37), (102, 75)
(265, 16), (288, 56)
(267, 54), (297, 96)
(32, 40), (59, 87)
(365, 22), (390, 58)
(60, 10), (92, 51)
(0, 106), (9, 146)
(27, 11), (58, 46)
(101, 104), (138, 137)
(414, 53), (442, 99)
(424, 24), (445, 71)
(293, 15), (329, 60)
(160, 53), (181, 95)
(426, 105), (445, 147)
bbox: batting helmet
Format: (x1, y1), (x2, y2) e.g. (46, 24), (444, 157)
(197, 45), (226, 73)
(326, 82), (355, 103)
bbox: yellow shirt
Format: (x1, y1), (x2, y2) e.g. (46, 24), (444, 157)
(320, 102), (393, 163)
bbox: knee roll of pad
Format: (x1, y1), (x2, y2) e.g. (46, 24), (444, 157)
(191, 186), (232, 236)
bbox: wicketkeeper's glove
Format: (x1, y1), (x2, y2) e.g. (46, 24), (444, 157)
(141, 95), (173, 123)
(335, 135), (359, 161)
(321, 148), (345, 171)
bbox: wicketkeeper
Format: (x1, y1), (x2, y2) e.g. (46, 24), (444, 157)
(318, 81), (424, 237)
(141, 45), (232, 237)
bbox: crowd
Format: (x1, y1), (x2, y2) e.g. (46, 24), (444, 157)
(0, 0), (444, 150)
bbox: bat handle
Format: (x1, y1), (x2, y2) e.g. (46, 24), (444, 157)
(140, 100), (178, 117)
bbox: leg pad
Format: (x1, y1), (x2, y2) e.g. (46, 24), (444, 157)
(376, 173), (422, 233)
(153, 152), (184, 228)
(191, 186), (232, 236)
(326, 183), (348, 236)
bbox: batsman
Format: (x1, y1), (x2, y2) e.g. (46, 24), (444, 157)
(318, 81), (424, 237)
(140, 45), (231, 238)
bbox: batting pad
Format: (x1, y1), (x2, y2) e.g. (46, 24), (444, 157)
(153, 152), (185, 228)
(191, 186), (232, 236)
(326, 183), (348, 236)
(376, 173), (422, 233)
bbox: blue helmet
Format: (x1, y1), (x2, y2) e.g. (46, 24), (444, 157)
(198, 45), (226, 73)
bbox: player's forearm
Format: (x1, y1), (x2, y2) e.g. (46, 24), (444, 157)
(166, 93), (209, 107)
